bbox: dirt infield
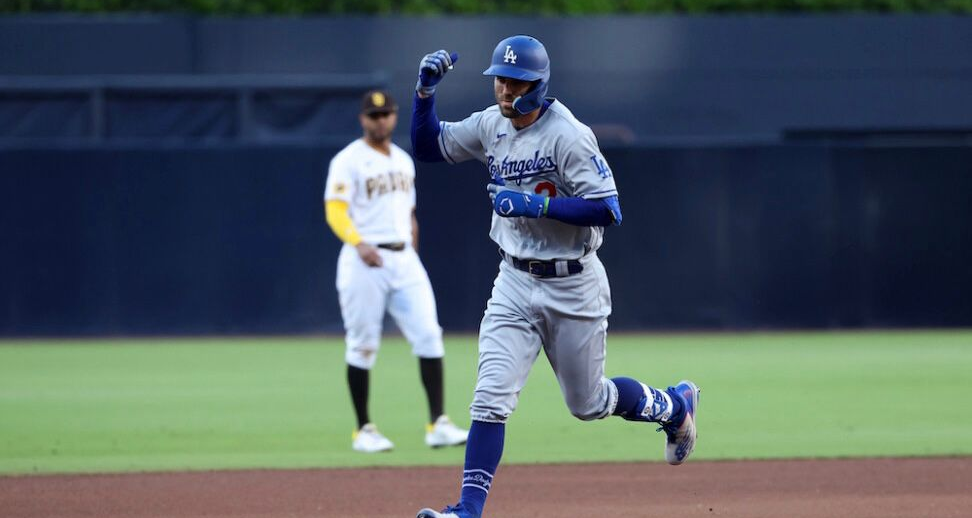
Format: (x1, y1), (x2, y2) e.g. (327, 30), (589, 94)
(2, 457), (969, 517)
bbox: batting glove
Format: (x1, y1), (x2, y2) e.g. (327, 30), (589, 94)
(416, 50), (459, 96)
(487, 184), (547, 219)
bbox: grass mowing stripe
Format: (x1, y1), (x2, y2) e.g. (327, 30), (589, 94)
(1, 331), (969, 474)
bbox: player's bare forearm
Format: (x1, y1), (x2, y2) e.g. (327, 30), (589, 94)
(412, 211), (420, 251)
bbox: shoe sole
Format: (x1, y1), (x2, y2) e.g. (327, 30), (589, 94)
(352, 445), (393, 453)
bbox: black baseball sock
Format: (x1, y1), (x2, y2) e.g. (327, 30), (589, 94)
(347, 365), (370, 430)
(419, 357), (444, 423)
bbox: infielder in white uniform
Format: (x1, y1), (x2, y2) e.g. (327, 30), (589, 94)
(324, 90), (468, 453)
(409, 37), (701, 518)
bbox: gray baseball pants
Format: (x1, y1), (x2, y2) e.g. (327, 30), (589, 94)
(470, 254), (619, 423)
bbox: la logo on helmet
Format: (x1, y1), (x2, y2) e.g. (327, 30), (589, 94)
(503, 45), (517, 64)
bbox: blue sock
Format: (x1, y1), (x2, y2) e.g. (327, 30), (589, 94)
(611, 377), (682, 422)
(458, 420), (504, 517)
(612, 377), (645, 418)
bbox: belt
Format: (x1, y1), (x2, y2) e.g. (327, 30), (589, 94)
(501, 250), (584, 278)
(377, 242), (406, 252)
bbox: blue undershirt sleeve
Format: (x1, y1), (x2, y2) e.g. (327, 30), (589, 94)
(545, 195), (621, 227)
(411, 93), (445, 162)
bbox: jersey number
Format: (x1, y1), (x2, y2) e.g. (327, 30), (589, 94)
(535, 182), (557, 197)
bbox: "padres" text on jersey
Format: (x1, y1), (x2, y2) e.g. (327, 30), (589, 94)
(365, 170), (414, 199)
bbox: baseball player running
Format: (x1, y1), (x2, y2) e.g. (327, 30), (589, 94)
(409, 37), (700, 517)
(324, 90), (468, 453)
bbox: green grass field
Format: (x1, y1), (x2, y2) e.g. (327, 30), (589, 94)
(1, 331), (970, 475)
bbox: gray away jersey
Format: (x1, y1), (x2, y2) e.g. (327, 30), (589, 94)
(437, 99), (618, 261)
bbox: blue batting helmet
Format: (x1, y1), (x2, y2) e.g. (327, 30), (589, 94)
(482, 35), (550, 115)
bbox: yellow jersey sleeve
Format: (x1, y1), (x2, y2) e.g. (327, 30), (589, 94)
(324, 199), (362, 246)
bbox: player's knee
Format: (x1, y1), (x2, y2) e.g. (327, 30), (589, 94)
(564, 389), (611, 421)
(346, 323), (377, 341)
(345, 324), (380, 360)
(568, 404), (604, 421)
(345, 344), (379, 370)
(409, 327), (444, 358)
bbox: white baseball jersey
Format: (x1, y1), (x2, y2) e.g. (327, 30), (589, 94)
(437, 99), (618, 260)
(324, 139), (416, 244)
(324, 138), (443, 368)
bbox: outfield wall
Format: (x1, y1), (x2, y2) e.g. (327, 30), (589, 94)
(2, 143), (970, 335)
(3, 14), (970, 334)
(2, 15), (972, 143)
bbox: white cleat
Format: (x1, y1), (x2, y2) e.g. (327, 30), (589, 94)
(424, 415), (469, 448)
(352, 423), (394, 453)
(662, 380), (700, 465)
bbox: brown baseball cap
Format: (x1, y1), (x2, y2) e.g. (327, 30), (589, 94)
(361, 90), (398, 115)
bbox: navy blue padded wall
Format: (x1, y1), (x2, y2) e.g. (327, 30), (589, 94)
(2, 144), (970, 336)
